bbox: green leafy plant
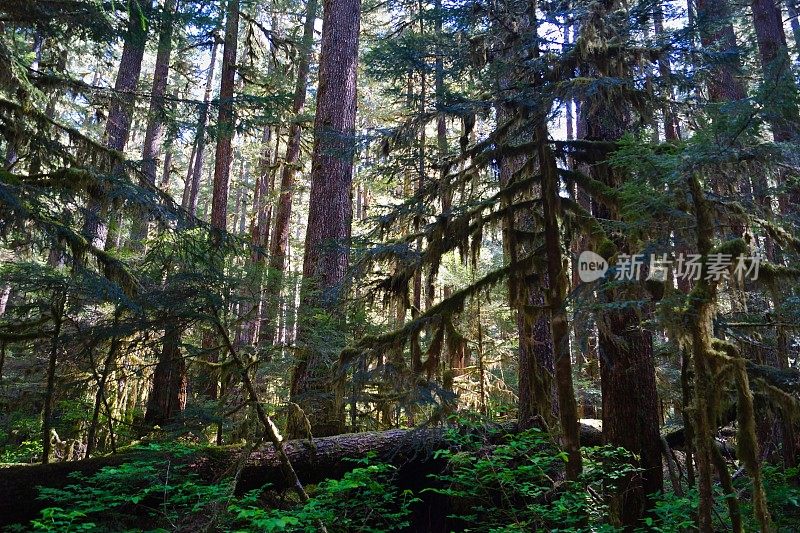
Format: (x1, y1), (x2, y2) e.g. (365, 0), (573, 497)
(424, 420), (635, 532)
(30, 443), (233, 531)
(1, 439), (43, 464)
(637, 489), (700, 533)
(740, 465), (800, 532)
(230, 453), (419, 532)
(28, 445), (417, 532)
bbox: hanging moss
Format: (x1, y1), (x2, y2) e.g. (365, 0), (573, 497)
(733, 357), (773, 531)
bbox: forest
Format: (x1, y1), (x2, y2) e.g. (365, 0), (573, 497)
(1, 0), (800, 530)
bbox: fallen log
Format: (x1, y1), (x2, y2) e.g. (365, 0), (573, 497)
(0, 422), (603, 526)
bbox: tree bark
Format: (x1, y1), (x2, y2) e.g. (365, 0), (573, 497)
(251, 126), (273, 259)
(131, 0), (177, 248)
(144, 322), (187, 426)
(182, 38), (219, 216)
(597, 306), (663, 524)
(751, 0), (799, 140)
(196, 0), (239, 407)
(262, 0), (318, 346)
(290, 0), (361, 438)
(592, 171), (663, 524)
(41, 294), (65, 464)
(695, 0), (747, 101)
(751, 0), (800, 209)
(653, 0), (679, 141)
(210, 0), (240, 233)
(83, 0), (152, 249)
(160, 88), (177, 191)
(538, 122), (582, 480)
(491, 0), (557, 431)
(579, 0), (663, 523)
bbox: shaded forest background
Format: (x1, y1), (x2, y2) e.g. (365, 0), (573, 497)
(1, 0), (800, 530)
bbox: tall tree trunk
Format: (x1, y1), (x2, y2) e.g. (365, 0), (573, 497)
(144, 323), (187, 426)
(572, 84), (600, 408)
(688, 4), (766, 526)
(434, 0), (461, 385)
(240, 126), (273, 346)
(685, 177), (771, 532)
(565, 9), (574, 145)
(695, 0), (747, 101)
(410, 88), (429, 383)
(182, 38), (219, 216)
(538, 122), (582, 480)
(653, 0), (679, 141)
(198, 0), (239, 412)
(290, 0), (361, 438)
(41, 293), (65, 464)
(579, 0), (663, 524)
(749, 0), (800, 464)
(491, 0), (557, 431)
(751, 0), (799, 141)
(588, 129), (663, 527)
(210, 0), (239, 233)
(262, 126), (280, 249)
(262, 0), (318, 346)
(131, 0), (178, 248)
(83, 0), (152, 249)
(181, 140), (197, 208)
(250, 126), (280, 346)
(597, 306), (662, 524)
(161, 87), (177, 191)
(251, 126), (273, 258)
(161, 150), (173, 190)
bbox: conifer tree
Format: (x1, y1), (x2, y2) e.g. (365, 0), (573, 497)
(263, 0), (318, 346)
(291, 0), (362, 437)
(83, 0), (153, 249)
(132, 0), (178, 248)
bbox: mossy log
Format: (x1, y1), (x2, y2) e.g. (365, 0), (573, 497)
(0, 422), (601, 526)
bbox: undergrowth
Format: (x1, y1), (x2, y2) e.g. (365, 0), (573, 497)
(14, 422), (800, 532)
